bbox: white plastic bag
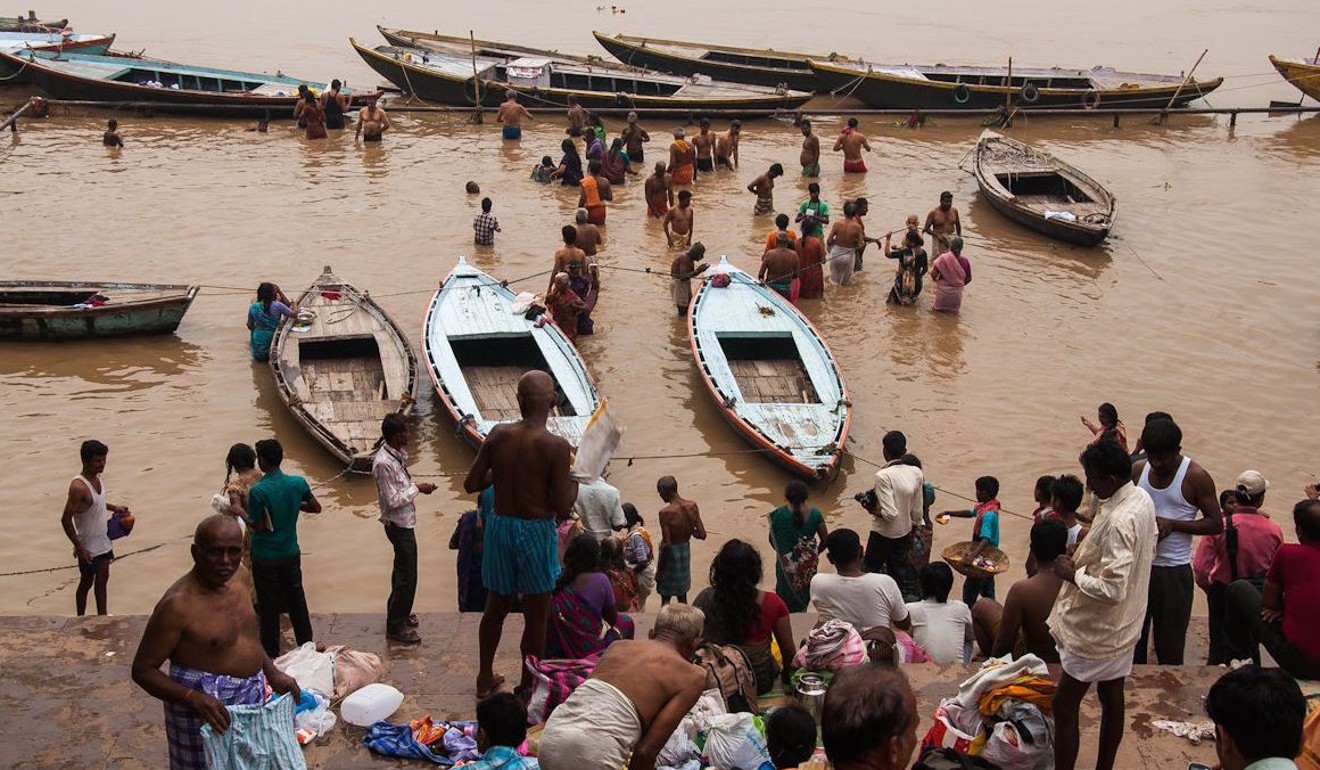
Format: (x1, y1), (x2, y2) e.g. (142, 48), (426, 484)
(704, 712), (770, 770)
(981, 702), (1054, 770)
(570, 400), (623, 482)
(294, 690), (337, 743)
(274, 642), (335, 698)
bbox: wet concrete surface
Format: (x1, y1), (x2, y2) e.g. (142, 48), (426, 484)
(0, 613), (1230, 769)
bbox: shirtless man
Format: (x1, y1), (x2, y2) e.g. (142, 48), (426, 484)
(923, 191), (962, 256)
(759, 233), (801, 300)
(102, 118), (124, 148)
(621, 111), (650, 164)
(747, 163), (784, 216)
(655, 475), (706, 605)
(538, 604), (707, 770)
(971, 519), (1067, 662)
(573, 208), (605, 258)
(566, 95), (586, 137)
(464, 371), (578, 699)
(663, 190), (695, 249)
(833, 117), (871, 173)
(670, 242), (709, 316)
(551, 225), (588, 293)
(826, 201), (865, 286)
(715, 120), (741, 170)
(496, 90), (533, 141)
(645, 162), (674, 218)
(132, 515), (300, 770)
(799, 120), (820, 177)
(355, 94), (390, 143)
(668, 128), (697, 186)
(692, 118), (717, 174)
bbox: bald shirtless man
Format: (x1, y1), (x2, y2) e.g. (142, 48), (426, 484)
(715, 120), (741, 170)
(924, 191), (962, 256)
(465, 371), (577, 699)
(551, 225), (588, 294)
(656, 476), (706, 605)
(692, 117), (716, 174)
(496, 90), (533, 141)
(833, 117), (871, 173)
(355, 94), (390, 143)
(574, 208), (605, 258)
(826, 200), (865, 286)
(663, 190), (695, 249)
(538, 604), (707, 770)
(800, 120), (821, 177)
(645, 162), (674, 218)
(566, 95), (586, 137)
(132, 515), (299, 770)
(972, 518), (1067, 663)
(760, 233), (801, 300)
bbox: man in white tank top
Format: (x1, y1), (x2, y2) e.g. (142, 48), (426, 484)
(1131, 417), (1222, 665)
(60, 440), (130, 616)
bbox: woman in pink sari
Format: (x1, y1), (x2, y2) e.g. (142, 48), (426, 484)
(930, 236), (971, 313)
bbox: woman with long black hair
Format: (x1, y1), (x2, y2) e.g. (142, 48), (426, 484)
(694, 539), (796, 694)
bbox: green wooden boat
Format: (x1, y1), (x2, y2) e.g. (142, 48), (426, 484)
(0, 280), (199, 340)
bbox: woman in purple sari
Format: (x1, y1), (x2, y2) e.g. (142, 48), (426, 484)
(930, 235), (972, 313)
(545, 534), (634, 659)
(566, 260), (598, 337)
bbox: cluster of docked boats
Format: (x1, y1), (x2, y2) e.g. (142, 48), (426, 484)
(8, 11), (1317, 118)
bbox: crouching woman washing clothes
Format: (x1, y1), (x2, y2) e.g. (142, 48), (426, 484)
(245, 282), (296, 362)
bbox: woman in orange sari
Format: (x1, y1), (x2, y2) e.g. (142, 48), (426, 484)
(547, 272), (587, 344)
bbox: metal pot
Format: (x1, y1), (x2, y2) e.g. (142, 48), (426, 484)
(794, 672), (828, 723)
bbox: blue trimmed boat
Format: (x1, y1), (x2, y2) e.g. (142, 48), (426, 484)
(421, 258), (602, 450)
(687, 257), (851, 480)
(0, 30), (115, 81)
(0, 48), (380, 117)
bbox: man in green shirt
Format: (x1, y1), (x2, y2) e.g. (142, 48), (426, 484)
(796, 183), (829, 239)
(246, 439), (321, 657)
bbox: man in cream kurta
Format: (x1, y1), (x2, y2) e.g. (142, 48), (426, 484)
(1048, 440), (1157, 770)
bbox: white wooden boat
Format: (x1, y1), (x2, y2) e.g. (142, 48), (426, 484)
(687, 257), (851, 480)
(0, 280), (196, 340)
(422, 258), (601, 449)
(269, 266), (418, 472)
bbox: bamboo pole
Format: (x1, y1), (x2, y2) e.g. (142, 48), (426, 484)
(1006, 56), (1013, 110)
(1154, 49), (1208, 125)
(0, 97), (32, 132)
(469, 30), (483, 123)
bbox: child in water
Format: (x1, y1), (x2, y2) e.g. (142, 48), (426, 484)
(531, 156), (555, 184)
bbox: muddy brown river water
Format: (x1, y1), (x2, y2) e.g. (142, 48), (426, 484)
(1, 0), (1317, 616)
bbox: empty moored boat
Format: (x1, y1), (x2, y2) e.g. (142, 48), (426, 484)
(421, 258), (601, 449)
(687, 257), (850, 480)
(0, 280), (197, 340)
(0, 30), (115, 81)
(591, 31), (847, 93)
(0, 13), (67, 33)
(972, 130), (1116, 246)
(268, 267), (418, 472)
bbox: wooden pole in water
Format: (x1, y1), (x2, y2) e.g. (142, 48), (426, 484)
(469, 30), (483, 124)
(0, 97), (32, 133)
(1155, 48), (1208, 125)
(1005, 56), (1013, 111)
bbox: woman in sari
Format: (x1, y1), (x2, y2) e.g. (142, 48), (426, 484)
(884, 226), (928, 306)
(602, 138), (634, 185)
(299, 91), (327, 140)
(565, 260), (598, 337)
(546, 272), (587, 344)
(549, 138), (583, 187)
(246, 282), (296, 362)
(930, 235), (971, 313)
(601, 537), (639, 613)
(693, 540), (796, 694)
(546, 534), (634, 660)
(621, 504), (657, 611)
(768, 480), (829, 612)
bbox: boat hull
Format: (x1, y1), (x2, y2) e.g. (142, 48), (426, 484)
(592, 31), (823, 92)
(980, 189), (1110, 246)
(0, 282), (197, 341)
(811, 59), (1221, 110)
(1270, 55), (1320, 103)
(353, 40), (812, 116)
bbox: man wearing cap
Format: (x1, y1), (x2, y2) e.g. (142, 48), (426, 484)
(715, 120), (741, 170)
(923, 192), (962, 256)
(668, 129), (696, 186)
(496, 90), (533, 141)
(621, 111), (650, 165)
(1192, 470), (1282, 665)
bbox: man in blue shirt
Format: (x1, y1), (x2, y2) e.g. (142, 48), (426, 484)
(470, 692), (538, 769)
(937, 476), (1002, 606)
(246, 439), (321, 658)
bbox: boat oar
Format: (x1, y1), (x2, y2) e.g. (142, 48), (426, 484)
(1152, 48), (1208, 125)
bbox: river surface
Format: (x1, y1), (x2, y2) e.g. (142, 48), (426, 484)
(1, 0), (1318, 617)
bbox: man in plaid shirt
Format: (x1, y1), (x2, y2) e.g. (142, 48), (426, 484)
(474, 197), (501, 246)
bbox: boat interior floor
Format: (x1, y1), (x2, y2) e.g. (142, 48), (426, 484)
(463, 364), (572, 420)
(728, 358), (819, 404)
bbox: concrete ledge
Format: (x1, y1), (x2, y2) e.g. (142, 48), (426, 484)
(0, 613), (1226, 769)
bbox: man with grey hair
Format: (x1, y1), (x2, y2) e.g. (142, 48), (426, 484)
(621, 110), (650, 164)
(539, 604), (707, 770)
(573, 207), (605, 258)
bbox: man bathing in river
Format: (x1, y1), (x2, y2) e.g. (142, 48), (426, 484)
(566, 95), (586, 137)
(496, 90), (533, 140)
(826, 201), (864, 286)
(355, 94), (390, 143)
(645, 161), (674, 218)
(663, 190), (695, 249)
(800, 120), (820, 177)
(760, 232), (800, 300)
(670, 241), (709, 316)
(924, 191), (962, 257)
(574, 208), (605, 258)
(747, 163), (784, 216)
(692, 117), (716, 173)
(668, 128), (696, 186)
(716, 120), (741, 170)
(551, 225), (588, 294)
(465, 371), (578, 699)
(833, 117), (871, 173)
(621, 111), (649, 163)
(132, 515), (300, 770)
(656, 475), (706, 605)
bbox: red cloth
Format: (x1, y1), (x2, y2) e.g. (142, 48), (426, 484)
(1191, 509), (1283, 589)
(843, 159), (867, 173)
(795, 236), (825, 299)
(647, 198), (668, 218)
(748, 591), (789, 644)
(1267, 542), (1320, 659)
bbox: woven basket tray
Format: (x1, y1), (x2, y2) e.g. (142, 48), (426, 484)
(942, 540), (1010, 580)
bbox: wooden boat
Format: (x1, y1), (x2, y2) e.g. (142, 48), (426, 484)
(351, 37), (812, 116)
(0, 13), (67, 33)
(0, 48), (381, 118)
(421, 258), (601, 450)
(972, 130), (1116, 246)
(0, 31), (115, 81)
(591, 32), (848, 93)
(0, 280), (197, 340)
(268, 267), (418, 473)
(1269, 54), (1320, 104)
(687, 257), (850, 480)
(809, 58), (1222, 110)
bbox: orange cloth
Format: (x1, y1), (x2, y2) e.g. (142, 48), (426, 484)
(977, 675), (1057, 717)
(580, 175), (602, 208)
(765, 229), (798, 251)
(671, 164), (693, 186)
(1299, 703), (1320, 770)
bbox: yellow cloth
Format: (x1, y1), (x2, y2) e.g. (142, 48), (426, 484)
(978, 676), (1057, 717)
